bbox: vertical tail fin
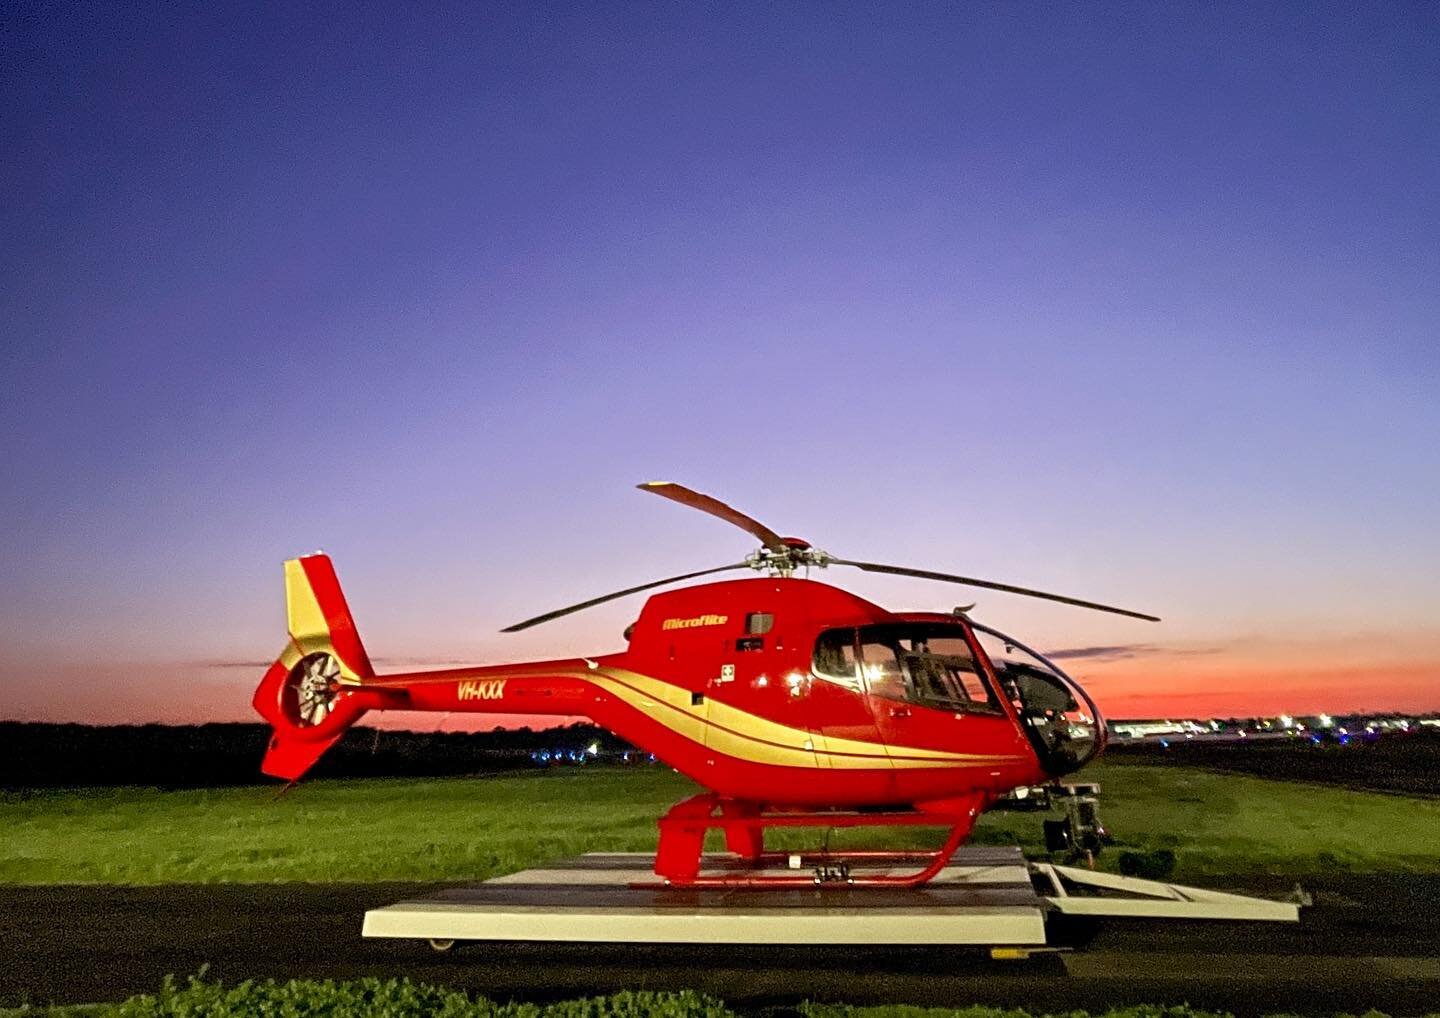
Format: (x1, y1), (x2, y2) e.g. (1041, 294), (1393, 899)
(253, 554), (373, 781)
(283, 554), (374, 682)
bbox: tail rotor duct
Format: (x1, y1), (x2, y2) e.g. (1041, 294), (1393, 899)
(288, 652), (341, 727)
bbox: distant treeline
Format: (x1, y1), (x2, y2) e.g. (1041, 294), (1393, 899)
(0, 722), (637, 790)
(5, 721), (1437, 796)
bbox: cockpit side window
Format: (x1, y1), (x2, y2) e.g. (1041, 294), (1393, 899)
(858, 624), (999, 712)
(859, 636), (909, 702)
(812, 628), (859, 687)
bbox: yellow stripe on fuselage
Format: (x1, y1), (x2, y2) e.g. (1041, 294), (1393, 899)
(384, 663), (1024, 771)
(585, 667), (1024, 771)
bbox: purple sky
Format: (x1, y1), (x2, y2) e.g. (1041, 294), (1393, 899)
(3, 3), (1438, 723)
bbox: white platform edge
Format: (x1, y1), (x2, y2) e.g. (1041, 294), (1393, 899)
(361, 902), (1048, 945)
(363, 847), (1048, 946)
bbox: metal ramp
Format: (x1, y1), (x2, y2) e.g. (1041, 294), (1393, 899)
(1034, 862), (1303, 922)
(362, 846), (1300, 949)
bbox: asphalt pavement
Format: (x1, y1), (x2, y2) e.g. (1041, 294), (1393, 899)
(3, 876), (1438, 1015)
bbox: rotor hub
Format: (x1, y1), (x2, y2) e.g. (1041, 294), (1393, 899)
(745, 545), (832, 578)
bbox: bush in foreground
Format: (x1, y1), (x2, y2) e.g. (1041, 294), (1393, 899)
(8, 977), (733, 1018)
(6, 977), (1436, 1018)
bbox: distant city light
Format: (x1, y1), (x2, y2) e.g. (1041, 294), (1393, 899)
(1102, 711), (1438, 748)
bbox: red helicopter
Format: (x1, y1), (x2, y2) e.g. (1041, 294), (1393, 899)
(253, 483), (1158, 888)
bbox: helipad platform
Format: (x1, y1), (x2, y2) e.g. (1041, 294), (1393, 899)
(362, 846), (1050, 946)
(362, 846), (1301, 948)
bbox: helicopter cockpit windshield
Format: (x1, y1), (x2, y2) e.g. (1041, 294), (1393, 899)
(970, 624), (1105, 775)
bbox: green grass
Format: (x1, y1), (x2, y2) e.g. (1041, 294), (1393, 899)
(974, 761), (1440, 879)
(4, 977), (1435, 1018)
(3, 762), (1439, 884)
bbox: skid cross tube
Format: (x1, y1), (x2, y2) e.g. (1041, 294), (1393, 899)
(645, 792), (985, 888)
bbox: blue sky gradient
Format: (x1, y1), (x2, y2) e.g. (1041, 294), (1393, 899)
(3, 3), (1437, 721)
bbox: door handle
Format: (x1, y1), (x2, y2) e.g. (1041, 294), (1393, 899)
(888, 706), (911, 718)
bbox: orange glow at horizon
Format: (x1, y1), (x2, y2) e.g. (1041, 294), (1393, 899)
(1078, 658), (1440, 719)
(1060, 630), (1440, 719)
(3, 638), (1438, 729)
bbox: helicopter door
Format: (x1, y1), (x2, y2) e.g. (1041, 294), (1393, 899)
(808, 628), (894, 790)
(857, 625), (1009, 777)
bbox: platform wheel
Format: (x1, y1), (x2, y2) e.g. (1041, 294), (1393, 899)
(428, 938), (457, 953)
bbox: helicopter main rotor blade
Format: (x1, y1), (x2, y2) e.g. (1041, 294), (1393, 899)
(828, 559), (1160, 622)
(501, 563), (751, 632)
(638, 481), (787, 551)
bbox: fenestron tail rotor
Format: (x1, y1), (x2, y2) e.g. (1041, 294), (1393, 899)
(288, 652), (342, 727)
(499, 482), (1159, 631)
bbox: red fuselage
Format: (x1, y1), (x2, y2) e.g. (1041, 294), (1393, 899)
(252, 555), (1114, 885)
(265, 576), (1100, 809)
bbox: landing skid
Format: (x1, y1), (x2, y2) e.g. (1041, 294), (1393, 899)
(650, 792), (983, 888)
